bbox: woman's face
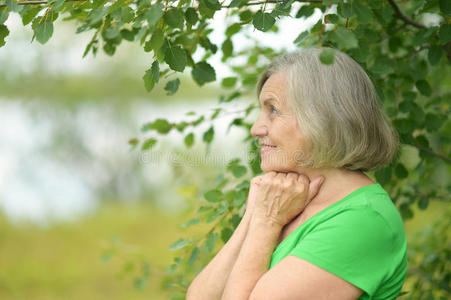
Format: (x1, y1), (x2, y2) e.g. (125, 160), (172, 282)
(251, 72), (307, 173)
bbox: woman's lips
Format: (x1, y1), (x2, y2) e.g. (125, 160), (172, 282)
(261, 146), (276, 155)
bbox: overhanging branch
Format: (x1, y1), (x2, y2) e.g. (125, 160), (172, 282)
(388, 0), (426, 29)
(0, 0), (86, 8)
(412, 144), (451, 164)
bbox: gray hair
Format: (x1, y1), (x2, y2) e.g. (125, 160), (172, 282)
(256, 47), (399, 172)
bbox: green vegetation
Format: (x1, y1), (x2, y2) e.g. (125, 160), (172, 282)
(0, 202), (211, 300)
(0, 200), (448, 299)
(1, 0), (450, 298)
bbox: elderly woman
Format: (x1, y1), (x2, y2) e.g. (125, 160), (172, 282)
(187, 48), (407, 300)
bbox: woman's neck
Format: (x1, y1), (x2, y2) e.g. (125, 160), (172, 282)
(287, 166), (375, 207)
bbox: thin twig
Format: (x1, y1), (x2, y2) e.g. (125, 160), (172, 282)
(222, 0), (322, 8)
(388, 0), (426, 29)
(0, 0), (86, 8)
(412, 144), (451, 164)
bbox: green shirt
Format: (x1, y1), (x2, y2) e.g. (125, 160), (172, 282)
(269, 183), (407, 300)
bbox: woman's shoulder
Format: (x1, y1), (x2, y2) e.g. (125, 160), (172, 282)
(321, 183), (406, 246)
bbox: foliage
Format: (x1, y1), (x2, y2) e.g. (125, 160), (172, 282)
(405, 209), (451, 299)
(1, 0), (450, 298)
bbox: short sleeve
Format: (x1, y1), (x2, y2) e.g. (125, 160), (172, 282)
(288, 208), (394, 297)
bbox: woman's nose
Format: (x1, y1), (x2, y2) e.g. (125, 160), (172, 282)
(250, 116), (268, 137)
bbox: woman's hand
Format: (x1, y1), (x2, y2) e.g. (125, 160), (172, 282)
(244, 175), (264, 216)
(251, 172), (324, 227)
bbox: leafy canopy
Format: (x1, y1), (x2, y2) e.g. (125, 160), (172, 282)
(1, 0), (450, 298)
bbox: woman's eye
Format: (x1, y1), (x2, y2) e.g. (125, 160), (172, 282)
(270, 106), (278, 114)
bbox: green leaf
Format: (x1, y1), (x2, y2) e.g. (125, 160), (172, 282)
(201, 0), (222, 11)
(221, 77), (237, 88)
(203, 126), (214, 144)
(87, 7), (108, 24)
(0, 24), (9, 48)
(311, 19), (324, 34)
(147, 28), (164, 52)
(395, 163), (408, 179)
(353, 1), (373, 24)
(229, 214), (242, 228)
(151, 61), (159, 83)
(205, 232), (219, 252)
(337, 2), (353, 18)
(428, 45), (443, 65)
(184, 132), (195, 148)
(20, 7), (40, 26)
(181, 218), (200, 228)
(204, 189), (222, 202)
(415, 135), (429, 148)
(6, 0), (21, 13)
(169, 238), (192, 251)
(120, 29), (134, 41)
(270, 2), (292, 18)
(253, 10), (275, 32)
(143, 69), (155, 92)
(221, 227), (233, 243)
(240, 10), (253, 23)
(417, 198), (429, 210)
(439, 0), (451, 16)
(370, 63), (394, 75)
(294, 31), (309, 44)
(198, 2), (215, 18)
(0, 10), (8, 24)
(319, 48), (335, 65)
(393, 118), (415, 133)
(425, 113), (442, 131)
(146, 2), (163, 27)
(164, 8), (184, 29)
(141, 138), (157, 150)
(192, 115), (204, 126)
(226, 23), (241, 37)
(121, 7), (135, 23)
(164, 78), (180, 95)
(222, 39), (233, 59)
(375, 166), (392, 185)
(185, 7), (199, 26)
(232, 165), (247, 178)
(330, 28), (358, 49)
(187, 247), (199, 267)
(175, 121), (188, 132)
(439, 24), (451, 44)
(192, 62), (216, 86)
(229, 0), (246, 8)
(165, 45), (186, 72)
(104, 27), (119, 39)
(415, 79), (432, 96)
(296, 5), (315, 18)
(33, 21), (54, 44)
(142, 118), (172, 133)
(325, 14), (339, 24)
(394, 118), (415, 134)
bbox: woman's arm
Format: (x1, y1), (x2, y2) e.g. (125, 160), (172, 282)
(221, 172), (324, 300)
(186, 211), (252, 300)
(221, 216), (282, 300)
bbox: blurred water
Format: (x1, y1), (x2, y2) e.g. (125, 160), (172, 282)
(0, 97), (255, 226)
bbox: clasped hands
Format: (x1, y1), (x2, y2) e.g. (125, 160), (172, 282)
(246, 172), (325, 227)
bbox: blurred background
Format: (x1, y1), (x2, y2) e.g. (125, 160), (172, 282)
(0, 11), (449, 300)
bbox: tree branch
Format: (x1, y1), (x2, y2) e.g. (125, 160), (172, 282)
(412, 144), (451, 164)
(388, 0), (427, 30)
(222, 0), (322, 8)
(0, 0), (86, 8)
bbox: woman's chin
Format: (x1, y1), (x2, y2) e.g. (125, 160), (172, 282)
(260, 163), (297, 173)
